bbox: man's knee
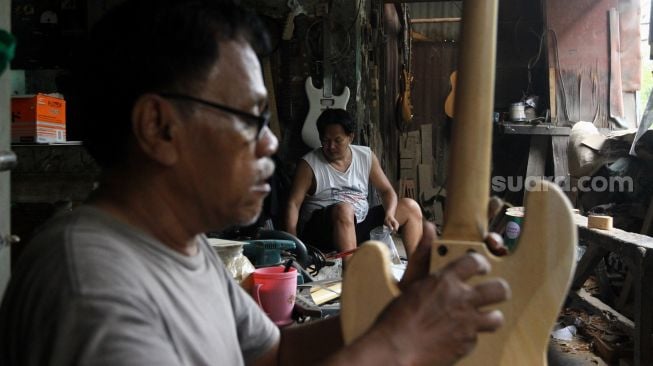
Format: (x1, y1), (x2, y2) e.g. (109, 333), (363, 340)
(330, 203), (356, 225)
(399, 198), (422, 220)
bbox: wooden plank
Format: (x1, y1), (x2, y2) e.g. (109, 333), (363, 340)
(575, 214), (653, 252)
(417, 163), (437, 201)
(501, 123), (570, 136)
(551, 135), (570, 201)
(410, 17), (461, 24)
(551, 136), (569, 180)
(399, 158), (414, 170)
(609, 8), (625, 119)
(399, 168), (415, 180)
(399, 133), (416, 158)
(549, 67), (557, 123)
(618, 0), (642, 92)
(310, 282), (342, 306)
(546, 0), (616, 125)
(420, 123), (433, 165)
(526, 135), (548, 177)
(588, 215), (613, 230)
(523, 135), (548, 202)
(569, 288), (635, 335)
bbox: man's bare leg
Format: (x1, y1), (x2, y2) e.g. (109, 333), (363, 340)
(330, 203), (357, 253)
(394, 198), (423, 258)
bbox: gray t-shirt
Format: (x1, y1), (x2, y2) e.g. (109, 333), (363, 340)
(0, 205), (279, 366)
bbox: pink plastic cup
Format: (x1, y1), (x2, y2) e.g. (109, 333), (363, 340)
(251, 266), (297, 326)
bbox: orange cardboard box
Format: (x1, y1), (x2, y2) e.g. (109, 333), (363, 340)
(11, 93), (66, 143)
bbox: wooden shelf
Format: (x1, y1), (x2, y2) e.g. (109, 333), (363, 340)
(499, 122), (571, 136)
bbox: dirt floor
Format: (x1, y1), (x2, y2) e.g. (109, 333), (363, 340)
(548, 338), (608, 365)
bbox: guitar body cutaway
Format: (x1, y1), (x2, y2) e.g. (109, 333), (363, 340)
(342, 181), (577, 366)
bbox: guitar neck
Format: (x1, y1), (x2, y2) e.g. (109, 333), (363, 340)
(323, 58), (333, 98)
(322, 17), (333, 98)
(441, 0), (498, 242)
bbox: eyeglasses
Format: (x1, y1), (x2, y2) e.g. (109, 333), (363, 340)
(158, 92), (270, 141)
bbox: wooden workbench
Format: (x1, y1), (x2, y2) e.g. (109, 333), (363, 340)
(570, 214), (653, 365)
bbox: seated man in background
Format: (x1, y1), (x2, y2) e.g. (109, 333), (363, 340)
(285, 108), (423, 257)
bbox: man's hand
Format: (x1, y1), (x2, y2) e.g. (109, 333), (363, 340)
(383, 214), (400, 233)
(485, 232), (508, 256)
(381, 221), (510, 365)
(374, 252), (509, 366)
(400, 222), (507, 291)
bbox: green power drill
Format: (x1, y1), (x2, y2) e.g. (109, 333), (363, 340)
(243, 239), (296, 267)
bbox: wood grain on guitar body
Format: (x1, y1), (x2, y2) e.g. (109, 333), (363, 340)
(302, 76), (350, 149)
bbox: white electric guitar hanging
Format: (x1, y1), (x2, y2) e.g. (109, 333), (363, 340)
(301, 16), (350, 149)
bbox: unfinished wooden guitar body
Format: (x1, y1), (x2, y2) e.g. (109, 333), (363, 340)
(431, 181), (577, 365)
(341, 181), (577, 364)
(341, 0), (577, 364)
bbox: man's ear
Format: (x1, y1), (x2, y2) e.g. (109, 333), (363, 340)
(131, 94), (179, 166)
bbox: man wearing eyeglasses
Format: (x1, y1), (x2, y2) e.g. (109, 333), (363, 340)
(285, 108), (424, 258)
(0, 1), (509, 365)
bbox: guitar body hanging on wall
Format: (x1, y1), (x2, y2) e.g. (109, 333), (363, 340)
(444, 70), (457, 118)
(301, 16), (350, 149)
(302, 76), (350, 149)
(397, 4), (414, 125)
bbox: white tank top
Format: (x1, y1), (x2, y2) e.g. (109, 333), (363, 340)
(299, 145), (372, 228)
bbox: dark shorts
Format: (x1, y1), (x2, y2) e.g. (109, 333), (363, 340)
(299, 204), (386, 253)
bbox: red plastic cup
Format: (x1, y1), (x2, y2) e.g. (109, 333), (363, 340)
(251, 266), (297, 326)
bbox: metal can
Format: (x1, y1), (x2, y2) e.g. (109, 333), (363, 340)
(509, 102), (526, 121)
(503, 207), (524, 251)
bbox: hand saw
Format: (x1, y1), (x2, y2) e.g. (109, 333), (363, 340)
(340, 0), (577, 364)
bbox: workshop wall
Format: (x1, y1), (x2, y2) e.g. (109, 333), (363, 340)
(247, 0), (406, 209)
(407, 0), (548, 206)
(254, 0), (554, 216)
(546, 0), (641, 129)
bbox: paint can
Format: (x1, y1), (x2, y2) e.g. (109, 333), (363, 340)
(509, 102), (526, 121)
(503, 207), (524, 251)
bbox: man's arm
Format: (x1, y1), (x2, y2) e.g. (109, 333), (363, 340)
(368, 152), (400, 232)
(284, 160), (314, 235)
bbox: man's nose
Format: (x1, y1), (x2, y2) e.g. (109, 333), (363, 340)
(256, 126), (278, 157)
